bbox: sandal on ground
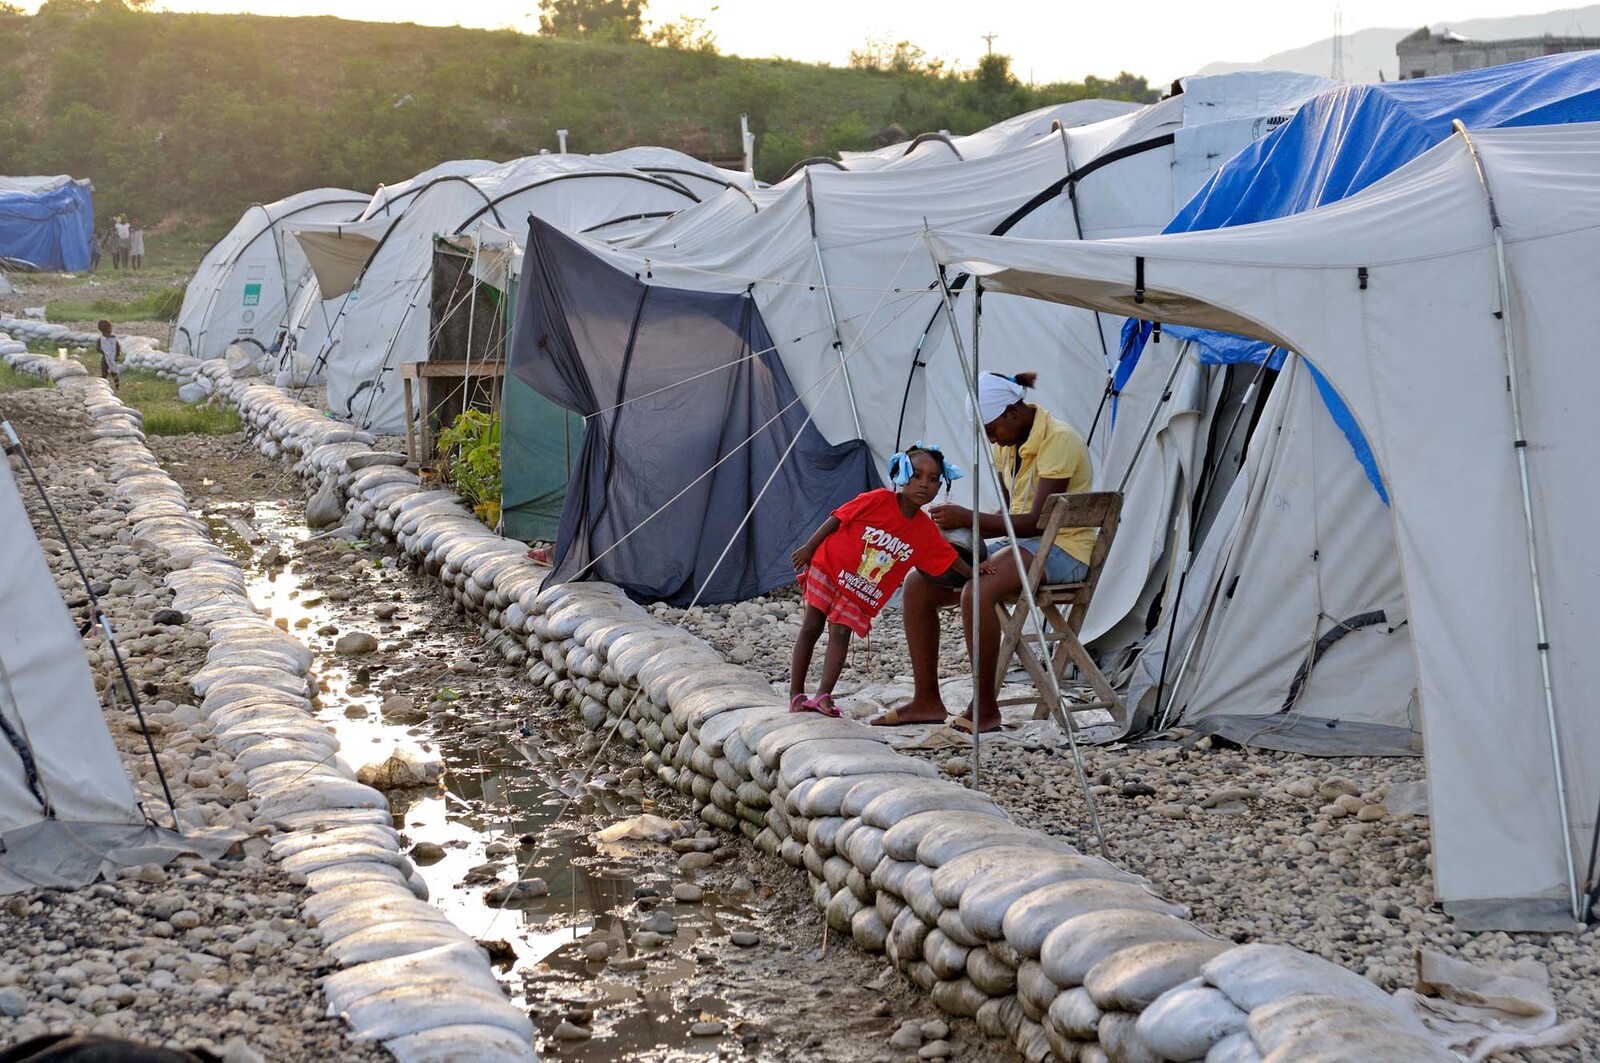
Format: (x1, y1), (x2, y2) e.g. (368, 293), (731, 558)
(789, 693), (809, 714)
(804, 694), (843, 718)
(869, 706), (944, 727)
(946, 713), (1003, 735)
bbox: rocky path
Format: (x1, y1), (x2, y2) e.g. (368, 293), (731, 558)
(0, 388), (389, 1061)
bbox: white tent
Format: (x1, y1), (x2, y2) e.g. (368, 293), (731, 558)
(928, 121), (1600, 930)
(539, 72), (1332, 650)
(315, 149), (747, 429)
(0, 458), (151, 892)
(835, 98), (1143, 172)
(173, 187), (368, 362)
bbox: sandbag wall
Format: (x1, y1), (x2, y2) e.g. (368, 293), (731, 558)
(0, 333), (540, 1063)
(181, 354), (1457, 1063)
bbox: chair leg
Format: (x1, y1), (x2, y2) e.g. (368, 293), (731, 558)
(1058, 632), (1126, 724)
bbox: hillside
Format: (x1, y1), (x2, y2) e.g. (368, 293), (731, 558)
(0, 2), (1157, 229)
(1200, 3), (1600, 83)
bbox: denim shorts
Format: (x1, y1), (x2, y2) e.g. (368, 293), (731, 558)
(986, 537), (1089, 585)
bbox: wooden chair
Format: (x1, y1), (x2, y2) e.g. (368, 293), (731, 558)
(991, 491), (1126, 730)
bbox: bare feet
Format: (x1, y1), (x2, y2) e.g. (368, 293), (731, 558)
(870, 696), (948, 727)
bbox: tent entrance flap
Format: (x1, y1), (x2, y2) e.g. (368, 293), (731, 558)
(508, 216), (877, 606)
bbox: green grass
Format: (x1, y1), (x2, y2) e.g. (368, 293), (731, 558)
(47, 286), (185, 325)
(114, 368), (241, 436)
(0, 361), (45, 394)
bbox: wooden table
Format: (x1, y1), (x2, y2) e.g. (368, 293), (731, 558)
(402, 359), (506, 465)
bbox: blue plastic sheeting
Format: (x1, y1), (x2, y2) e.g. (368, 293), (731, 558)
(1117, 51), (1600, 495)
(510, 217), (877, 606)
(0, 180), (94, 272)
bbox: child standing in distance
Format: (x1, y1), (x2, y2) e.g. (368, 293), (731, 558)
(789, 445), (989, 716)
(96, 319), (122, 393)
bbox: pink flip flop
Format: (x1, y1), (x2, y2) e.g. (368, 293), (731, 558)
(789, 694), (809, 714)
(804, 694), (843, 718)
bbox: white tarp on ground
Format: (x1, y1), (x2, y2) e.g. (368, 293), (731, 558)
(0, 456), (149, 891)
(928, 121), (1600, 930)
(173, 187), (368, 362)
(318, 148), (746, 430)
(548, 72), (1332, 649)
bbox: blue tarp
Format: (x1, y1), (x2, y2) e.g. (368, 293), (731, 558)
(0, 179), (94, 273)
(1117, 51), (1600, 496)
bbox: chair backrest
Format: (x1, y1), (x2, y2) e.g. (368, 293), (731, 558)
(1027, 490), (1123, 631)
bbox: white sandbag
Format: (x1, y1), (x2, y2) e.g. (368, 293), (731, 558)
(1097, 1011), (1163, 1063)
(1201, 944), (1399, 1014)
(960, 854), (1125, 942)
(304, 880), (421, 924)
(850, 905), (888, 953)
(317, 901), (459, 943)
(1259, 1029), (1457, 1063)
(917, 820), (1078, 869)
(1004, 879), (1187, 958)
(882, 809), (1011, 861)
(924, 928), (971, 981)
(1017, 960), (1063, 1021)
(1246, 992), (1431, 1056)
(341, 983), (534, 1042)
(1047, 985), (1102, 1040)
(1206, 1031), (1265, 1063)
(326, 920), (472, 965)
(930, 975), (987, 1018)
(1040, 909), (1216, 988)
(1136, 981), (1249, 1061)
(1083, 939), (1233, 1011)
(967, 946), (1018, 996)
(887, 907), (930, 968)
(857, 780), (1002, 828)
(279, 841), (411, 877)
(272, 823), (400, 859)
(932, 846), (1095, 909)
(383, 1024), (538, 1063)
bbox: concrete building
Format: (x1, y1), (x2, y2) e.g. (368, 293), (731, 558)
(1397, 28), (1600, 80)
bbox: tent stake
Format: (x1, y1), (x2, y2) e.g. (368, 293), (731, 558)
(928, 244), (1107, 854)
(1455, 121), (1580, 922)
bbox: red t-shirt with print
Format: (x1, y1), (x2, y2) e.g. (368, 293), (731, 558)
(812, 489), (957, 622)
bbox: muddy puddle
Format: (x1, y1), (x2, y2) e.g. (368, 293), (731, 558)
(190, 494), (983, 1062)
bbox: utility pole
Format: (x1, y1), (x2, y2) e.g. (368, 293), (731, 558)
(981, 32), (998, 54)
(1331, 7), (1345, 81)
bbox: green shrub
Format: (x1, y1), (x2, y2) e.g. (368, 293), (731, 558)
(436, 409), (502, 512)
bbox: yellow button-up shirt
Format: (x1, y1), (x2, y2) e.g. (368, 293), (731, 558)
(993, 404), (1095, 564)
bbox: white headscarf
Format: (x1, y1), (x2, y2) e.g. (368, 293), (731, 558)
(976, 372), (1026, 425)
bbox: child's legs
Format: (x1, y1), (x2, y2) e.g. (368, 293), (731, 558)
(816, 623), (854, 696)
(790, 604), (827, 698)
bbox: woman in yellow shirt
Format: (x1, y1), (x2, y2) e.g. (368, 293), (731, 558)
(873, 371), (1093, 733)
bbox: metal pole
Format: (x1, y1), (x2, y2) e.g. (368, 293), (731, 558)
(928, 244), (1107, 853)
(970, 280), (983, 788)
(1454, 120), (1580, 922)
(804, 170), (864, 439)
(1113, 333), (1189, 496)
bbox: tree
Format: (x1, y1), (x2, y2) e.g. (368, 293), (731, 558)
(649, 13), (716, 54)
(538, 0), (646, 41)
(848, 37), (944, 76)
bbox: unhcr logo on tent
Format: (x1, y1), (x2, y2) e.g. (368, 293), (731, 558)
(1251, 114), (1293, 140)
(242, 282), (261, 306)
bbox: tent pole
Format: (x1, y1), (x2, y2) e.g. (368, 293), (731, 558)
(970, 280), (983, 788)
(1113, 333), (1189, 495)
(804, 171), (864, 439)
(1455, 121), (1580, 922)
(929, 245), (1107, 853)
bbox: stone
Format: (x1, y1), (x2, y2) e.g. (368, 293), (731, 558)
(1319, 777), (1360, 799)
(1121, 782), (1157, 798)
(1152, 803), (1189, 820)
(170, 910), (201, 931)
(484, 878), (549, 907)
(410, 842), (447, 865)
(678, 851), (714, 872)
(730, 931), (760, 948)
(690, 1020), (726, 1037)
(1285, 779), (1316, 799)
(151, 609), (185, 626)
(373, 603), (400, 620)
(673, 883), (704, 903)
(921, 1020), (949, 1040)
(1357, 803), (1389, 822)
(0, 986), (28, 1017)
(554, 1021), (592, 1041)
(334, 632), (378, 655)
(918, 1039), (952, 1059)
(583, 941), (611, 962)
(889, 1022), (924, 1049)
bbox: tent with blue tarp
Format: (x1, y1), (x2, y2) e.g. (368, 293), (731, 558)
(0, 176), (94, 273)
(1096, 52), (1600, 754)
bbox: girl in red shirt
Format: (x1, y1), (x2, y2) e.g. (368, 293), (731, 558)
(789, 445), (987, 716)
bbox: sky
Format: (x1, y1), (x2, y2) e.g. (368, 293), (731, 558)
(41, 0), (1588, 84)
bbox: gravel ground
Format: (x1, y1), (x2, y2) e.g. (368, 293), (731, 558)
(655, 594), (1599, 1061)
(0, 389), (389, 1059)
